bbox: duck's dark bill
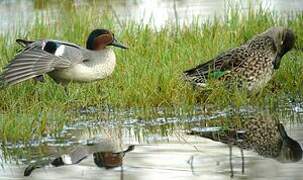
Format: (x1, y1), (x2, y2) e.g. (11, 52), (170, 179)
(110, 38), (128, 49)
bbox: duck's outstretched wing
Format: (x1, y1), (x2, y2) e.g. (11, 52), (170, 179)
(23, 146), (89, 177)
(16, 39), (34, 47)
(0, 46), (72, 87)
(183, 47), (249, 86)
(0, 40), (84, 87)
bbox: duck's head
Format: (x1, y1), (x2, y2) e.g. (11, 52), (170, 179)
(262, 27), (295, 69)
(277, 123), (302, 163)
(93, 145), (134, 169)
(264, 27), (295, 56)
(86, 29), (128, 50)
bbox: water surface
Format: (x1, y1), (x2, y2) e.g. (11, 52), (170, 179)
(0, 0), (303, 179)
(1, 103), (303, 180)
(1, 0), (303, 32)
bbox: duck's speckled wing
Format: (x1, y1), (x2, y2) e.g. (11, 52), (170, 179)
(0, 40), (86, 87)
(183, 34), (278, 87)
(183, 46), (249, 85)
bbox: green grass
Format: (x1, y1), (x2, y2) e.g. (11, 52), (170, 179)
(1, 2), (303, 142)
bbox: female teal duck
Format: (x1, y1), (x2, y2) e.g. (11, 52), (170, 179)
(190, 114), (302, 177)
(190, 114), (302, 163)
(184, 27), (295, 91)
(0, 29), (127, 87)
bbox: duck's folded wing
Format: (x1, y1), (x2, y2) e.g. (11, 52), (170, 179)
(183, 47), (249, 84)
(0, 47), (72, 87)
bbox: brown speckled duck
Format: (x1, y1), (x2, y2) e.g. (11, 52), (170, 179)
(190, 114), (302, 163)
(184, 27), (295, 91)
(190, 114), (302, 177)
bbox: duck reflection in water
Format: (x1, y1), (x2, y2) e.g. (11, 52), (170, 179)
(24, 138), (135, 176)
(190, 113), (302, 177)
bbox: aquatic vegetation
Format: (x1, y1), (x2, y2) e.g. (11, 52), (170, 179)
(0, 3), (303, 142)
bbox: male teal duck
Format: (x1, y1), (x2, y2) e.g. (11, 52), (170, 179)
(0, 29), (127, 87)
(24, 138), (135, 176)
(183, 27), (295, 91)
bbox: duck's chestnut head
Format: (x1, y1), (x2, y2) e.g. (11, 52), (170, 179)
(86, 29), (128, 50)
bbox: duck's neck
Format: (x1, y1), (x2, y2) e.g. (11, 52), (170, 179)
(89, 48), (116, 77)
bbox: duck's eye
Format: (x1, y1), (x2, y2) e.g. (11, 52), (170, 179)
(93, 34), (113, 50)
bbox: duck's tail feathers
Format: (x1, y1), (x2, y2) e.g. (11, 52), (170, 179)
(16, 39), (34, 47)
(182, 72), (207, 87)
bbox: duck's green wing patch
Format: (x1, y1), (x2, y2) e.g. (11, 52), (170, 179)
(208, 70), (227, 79)
(183, 46), (248, 85)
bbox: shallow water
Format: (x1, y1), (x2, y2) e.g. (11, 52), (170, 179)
(0, 103), (303, 180)
(1, 0), (303, 32)
(1, 0), (303, 179)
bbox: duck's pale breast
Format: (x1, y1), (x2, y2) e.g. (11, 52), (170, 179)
(248, 66), (274, 91)
(49, 49), (116, 83)
(246, 53), (275, 91)
(242, 116), (281, 158)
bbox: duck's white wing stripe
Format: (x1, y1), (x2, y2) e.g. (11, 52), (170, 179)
(54, 45), (65, 56)
(61, 155), (73, 165)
